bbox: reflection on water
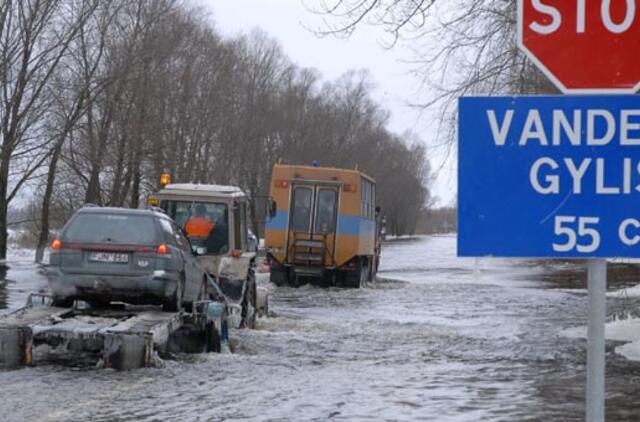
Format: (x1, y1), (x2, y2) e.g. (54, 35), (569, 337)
(0, 249), (49, 314)
(0, 237), (640, 421)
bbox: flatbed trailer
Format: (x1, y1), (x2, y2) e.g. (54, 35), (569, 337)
(0, 294), (230, 370)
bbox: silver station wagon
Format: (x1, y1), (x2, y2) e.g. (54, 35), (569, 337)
(47, 206), (208, 311)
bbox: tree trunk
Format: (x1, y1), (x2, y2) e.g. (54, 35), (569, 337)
(130, 150), (141, 209)
(35, 143), (63, 263)
(0, 151), (11, 260)
(109, 134), (127, 206)
(85, 167), (102, 204)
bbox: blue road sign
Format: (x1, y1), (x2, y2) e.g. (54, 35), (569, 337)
(458, 95), (640, 258)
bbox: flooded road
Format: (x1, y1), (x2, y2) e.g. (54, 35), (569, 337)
(2, 236), (640, 421)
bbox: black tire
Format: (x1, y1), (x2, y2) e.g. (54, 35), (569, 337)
(204, 320), (221, 353)
(343, 259), (367, 289)
(361, 262), (370, 287)
(270, 268), (288, 286)
(163, 276), (184, 312)
(218, 277), (243, 302)
(241, 276), (257, 329)
(320, 273), (334, 288)
(52, 296), (74, 308)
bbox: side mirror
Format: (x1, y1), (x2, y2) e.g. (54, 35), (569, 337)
(269, 200), (277, 218)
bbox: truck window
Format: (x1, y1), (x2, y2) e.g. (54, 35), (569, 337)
(161, 200), (229, 254)
(372, 183), (376, 218)
(241, 202), (247, 249)
(234, 202), (247, 251)
(315, 189), (337, 233)
(291, 187), (312, 232)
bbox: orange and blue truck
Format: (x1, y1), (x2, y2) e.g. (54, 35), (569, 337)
(264, 163), (382, 288)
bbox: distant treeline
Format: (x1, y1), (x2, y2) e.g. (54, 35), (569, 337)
(417, 207), (457, 234)
(0, 0), (431, 260)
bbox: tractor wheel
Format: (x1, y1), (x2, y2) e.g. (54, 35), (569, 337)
(240, 276), (257, 329)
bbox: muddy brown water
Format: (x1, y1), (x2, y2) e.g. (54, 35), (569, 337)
(2, 237), (640, 421)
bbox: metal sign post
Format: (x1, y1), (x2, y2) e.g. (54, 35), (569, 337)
(587, 259), (606, 422)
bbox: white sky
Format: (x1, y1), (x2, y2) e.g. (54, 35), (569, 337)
(205, 0), (456, 207)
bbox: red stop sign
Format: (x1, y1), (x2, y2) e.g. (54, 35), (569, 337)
(518, 0), (640, 93)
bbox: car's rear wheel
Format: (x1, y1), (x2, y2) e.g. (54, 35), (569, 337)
(163, 275), (184, 312)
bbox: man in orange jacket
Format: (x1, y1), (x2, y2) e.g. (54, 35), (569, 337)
(185, 204), (214, 238)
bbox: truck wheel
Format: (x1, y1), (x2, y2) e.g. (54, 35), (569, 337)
(163, 276), (184, 312)
(343, 259), (367, 288)
(270, 268), (288, 286)
(361, 262), (370, 287)
(372, 255), (379, 281)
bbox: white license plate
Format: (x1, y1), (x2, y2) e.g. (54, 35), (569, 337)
(89, 252), (129, 263)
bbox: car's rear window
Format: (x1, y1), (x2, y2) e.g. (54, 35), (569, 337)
(63, 213), (159, 244)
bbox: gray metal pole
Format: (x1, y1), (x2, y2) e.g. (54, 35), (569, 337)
(586, 259), (607, 422)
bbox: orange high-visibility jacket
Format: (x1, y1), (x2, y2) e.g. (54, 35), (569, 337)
(185, 217), (214, 237)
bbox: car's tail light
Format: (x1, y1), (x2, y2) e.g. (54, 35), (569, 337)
(51, 239), (62, 251)
(156, 244), (169, 255)
(231, 249), (241, 258)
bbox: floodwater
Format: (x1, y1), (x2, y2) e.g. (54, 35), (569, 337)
(2, 236), (640, 421)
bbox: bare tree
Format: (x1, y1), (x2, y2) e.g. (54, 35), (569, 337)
(8, 0), (432, 249)
(310, 1), (557, 138)
(0, 0), (98, 260)
(34, 1), (121, 262)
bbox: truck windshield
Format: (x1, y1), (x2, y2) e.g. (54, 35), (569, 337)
(161, 201), (229, 255)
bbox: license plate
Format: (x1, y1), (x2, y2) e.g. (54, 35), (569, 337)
(89, 252), (129, 263)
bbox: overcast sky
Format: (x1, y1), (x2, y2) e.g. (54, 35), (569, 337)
(206, 0), (455, 206)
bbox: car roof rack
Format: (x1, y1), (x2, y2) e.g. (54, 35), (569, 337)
(82, 203), (100, 208)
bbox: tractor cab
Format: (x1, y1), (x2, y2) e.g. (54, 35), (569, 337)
(153, 183), (252, 278)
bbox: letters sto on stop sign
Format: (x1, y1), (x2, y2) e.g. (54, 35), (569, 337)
(519, 0), (640, 94)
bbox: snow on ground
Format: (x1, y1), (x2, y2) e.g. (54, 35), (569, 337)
(607, 283), (640, 298)
(562, 314), (640, 362)
(6, 247), (35, 262)
(610, 258), (640, 265)
(616, 341), (640, 361)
